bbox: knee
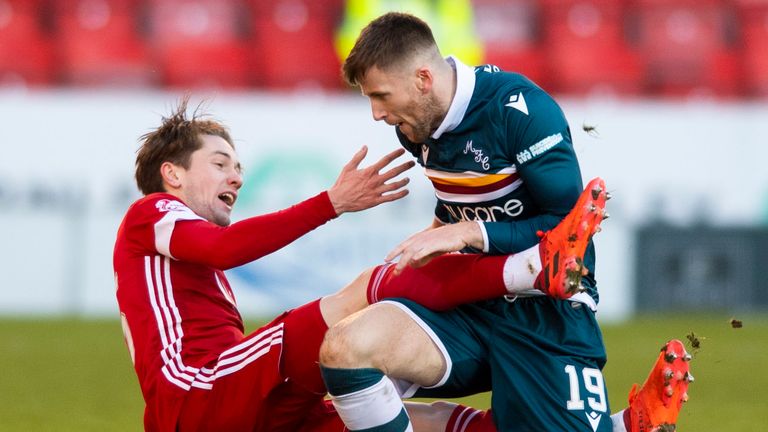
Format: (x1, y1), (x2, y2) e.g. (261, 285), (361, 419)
(319, 316), (377, 369)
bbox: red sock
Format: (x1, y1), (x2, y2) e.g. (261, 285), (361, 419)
(446, 404), (496, 432)
(623, 408), (633, 432)
(367, 254), (508, 311)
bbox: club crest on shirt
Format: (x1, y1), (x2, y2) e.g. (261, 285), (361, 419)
(155, 199), (186, 213)
(463, 140), (490, 170)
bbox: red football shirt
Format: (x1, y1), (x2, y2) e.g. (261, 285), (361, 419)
(114, 191), (337, 430)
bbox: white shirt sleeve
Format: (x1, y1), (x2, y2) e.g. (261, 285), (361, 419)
(152, 200), (204, 259)
(476, 220), (489, 253)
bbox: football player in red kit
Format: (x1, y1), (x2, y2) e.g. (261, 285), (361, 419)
(114, 100), (627, 431)
(114, 99), (419, 431)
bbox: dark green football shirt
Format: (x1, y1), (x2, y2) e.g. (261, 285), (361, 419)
(396, 58), (597, 303)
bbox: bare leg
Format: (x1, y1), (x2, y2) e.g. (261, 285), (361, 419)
(321, 302), (445, 383)
(319, 303), (446, 431)
(318, 268), (373, 327)
(406, 401), (455, 432)
(408, 401), (495, 432)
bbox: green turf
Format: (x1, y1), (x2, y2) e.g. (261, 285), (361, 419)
(1, 314), (765, 431)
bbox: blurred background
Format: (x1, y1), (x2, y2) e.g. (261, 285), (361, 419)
(1, 0), (768, 97)
(1, 0), (767, 430)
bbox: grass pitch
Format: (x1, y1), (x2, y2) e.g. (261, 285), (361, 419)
(1, 314), (765, 431)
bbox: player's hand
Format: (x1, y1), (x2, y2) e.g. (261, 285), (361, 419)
(328, 146), (415, 215)
(385, 221), (485, 275)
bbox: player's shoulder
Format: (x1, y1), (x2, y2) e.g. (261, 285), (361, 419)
(473, 64), (559, 117)
(124, 193), (193, 223)
(115, 193), (181, 254)
(473, 64), (540, 95)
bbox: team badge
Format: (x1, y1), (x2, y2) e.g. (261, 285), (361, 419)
(155, 199), (186, 213)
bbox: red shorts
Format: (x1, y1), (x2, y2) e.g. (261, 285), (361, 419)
(175, 299), (344, 432)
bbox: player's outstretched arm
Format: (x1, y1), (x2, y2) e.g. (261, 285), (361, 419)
(327, 146), (415, 215)
(167, 146), (413, 270)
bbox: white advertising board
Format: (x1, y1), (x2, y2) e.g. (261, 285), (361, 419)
(1, 90), (766, 321)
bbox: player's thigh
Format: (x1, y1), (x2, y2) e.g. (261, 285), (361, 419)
(280, 298), (331, 393)
(179, 300), (328, 431)
(382, 299), (492, 399)
(178, 331), (284, 430)
(489, 298), (611, 432)
(324, 300), (447, 386)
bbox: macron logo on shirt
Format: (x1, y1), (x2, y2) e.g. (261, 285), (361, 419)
(505, 92), (529, 116)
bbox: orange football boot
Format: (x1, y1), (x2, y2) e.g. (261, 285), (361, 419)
(534, 177), (609, 299)
(627, 339), (693, 432)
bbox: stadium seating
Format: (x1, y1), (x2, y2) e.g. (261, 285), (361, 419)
(147, 0), (253, 89)
(0, 0), (765, 98)
(0, 0), (54, 86)
(249, 0), (344, 90)
(539, 0), (642, 96)
(736, 0), (768, 97)
(629, 0), (741, 97)
(53, 0), (154, 87)
(250, 0), (343, 19)
(471, 0), (548, 89)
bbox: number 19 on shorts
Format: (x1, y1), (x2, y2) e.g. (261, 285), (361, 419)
(564, 365), (608, 431)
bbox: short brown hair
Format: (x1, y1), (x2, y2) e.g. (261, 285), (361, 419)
(343, 12), (439, 86)
(135, 97), (233, 195)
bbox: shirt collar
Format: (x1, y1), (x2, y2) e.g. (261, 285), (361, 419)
(431, 56), (476, 140)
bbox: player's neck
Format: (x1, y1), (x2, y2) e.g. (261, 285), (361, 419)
(432, 59), (456, 124)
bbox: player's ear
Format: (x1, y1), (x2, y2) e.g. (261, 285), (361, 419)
(416, 67), (433, 94)
(160, 162), (182, 189)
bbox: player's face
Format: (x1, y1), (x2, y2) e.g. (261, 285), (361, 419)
(360, 65), (443, 143)
(176, 134), (243, 227)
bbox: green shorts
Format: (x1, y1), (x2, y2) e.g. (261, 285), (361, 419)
(384, 296), (611, 432)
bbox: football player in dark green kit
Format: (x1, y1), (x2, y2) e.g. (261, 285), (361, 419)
(319, 12), (692, 432)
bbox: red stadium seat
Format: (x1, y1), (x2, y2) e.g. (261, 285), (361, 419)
(540, 0), (625, 43)
(472, 0), (548, 89)
(249, 0), (344, 20)
(0, 0), (54, 87)
(538, 0), (642, 96)
(736, 0), (768, 97)
(148, 0), (254, 89)
(53, 0), (154, 87)
(547, 42), (643, 97)
(629, 0), (741, 97)
(249, 0), (343, 91)
(630, 0), (721, 5)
